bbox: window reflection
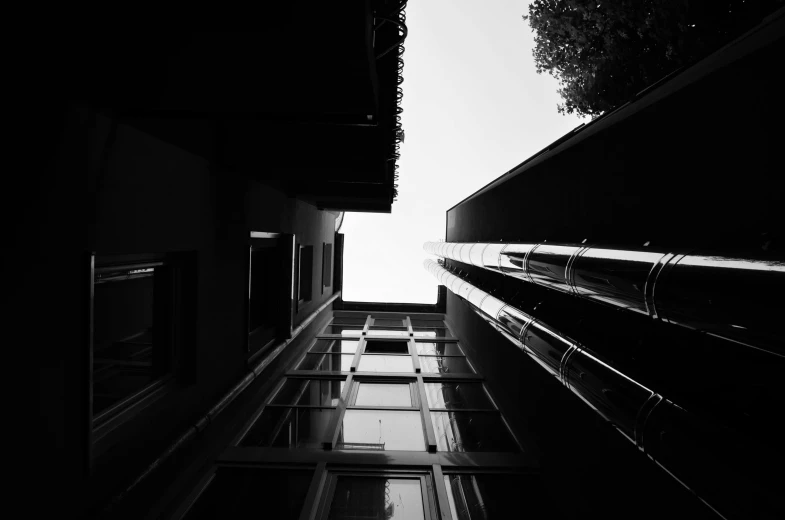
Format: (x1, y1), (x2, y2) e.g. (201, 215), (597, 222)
(424, 383), (492, 410)
(322, 325), (363, 336)
(367, 329), (410, 337)
(431, 412), (518, 452)
(338, 410), (425, 451)
(419, 356), (473, 374)
(328, 477), (424, 520)
(355, 383), (412, 407)
(412, 328), (453, 338)
(358, 355), (414, 373)
(298, 354), (354, 372)
(444, 474), (546, 520)
(331, 317), (367, 326)
(415, 342), (463, 356)
(372, 318), (404, 327)
(241, 407), (334, 448)
(271, 379), (345, 406)
(309, 339), (359, 354)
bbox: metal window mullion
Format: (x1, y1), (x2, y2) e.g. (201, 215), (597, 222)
(363, 315), (372, 331)
(350, 336), (365, 373)
(417, 375), (438, 452)
(432, 464), (454, 520)
(325, 373), (352, 450)
(409, 338), (421, 373)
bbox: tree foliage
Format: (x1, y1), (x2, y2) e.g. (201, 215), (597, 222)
(524, 0), (784, 117)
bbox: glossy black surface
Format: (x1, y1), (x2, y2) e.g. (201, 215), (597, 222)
(431, 412), (518, 453)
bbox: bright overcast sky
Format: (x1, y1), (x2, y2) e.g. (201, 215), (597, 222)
(342, 0), (587, 304)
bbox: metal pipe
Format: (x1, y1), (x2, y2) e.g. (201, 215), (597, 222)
(424, 260), (781, 520)
(101, 291), (341, 515)
(424, 242), (785, 358)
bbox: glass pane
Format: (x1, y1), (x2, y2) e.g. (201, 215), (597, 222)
(424, 383), (493, 410)
(419, 356), (474, 374)
(411, 319), (445, 327)
(444, 474), (548, 520)
(338, 410), (425, 451)
(412, 328), (454, 338)
(328, 476), (425, 520)
(309, 339), (358, 354)
(356, 383), (412, 407)
(331, 317), (367, 326)
(431, 412), (519, 452)
(298, 354), (354, 372)
(358, 355), (414, 373)
(364, 340), (409, 354)
(272, 378), (345, 406)
(322, 325), (363, 336)
(241, 407), (334, 448)
(372, 318), (404, 327)
(93, 262), (166, 416)
(183, 467), (312, 520)
(415, 342), (463, 356)
(367, 329), (410, 337)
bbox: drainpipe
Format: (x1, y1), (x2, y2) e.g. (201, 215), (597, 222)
(424, 259), (781, 520)
(102, 291), (341, 515)
(424, 242), (784, 358)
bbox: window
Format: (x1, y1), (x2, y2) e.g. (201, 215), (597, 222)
(225, 312), (527, 520)
(90, 252), (194, 444)
(297, 245), (313, 306)
(249, 241), (278, 355)
(322, 242), (333, 292)
(443, 473), (548, 520)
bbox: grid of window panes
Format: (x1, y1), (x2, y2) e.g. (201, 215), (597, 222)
(238, 314), (520, 454)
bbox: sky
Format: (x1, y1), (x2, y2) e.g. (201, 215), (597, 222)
(341, 0), (586, 304)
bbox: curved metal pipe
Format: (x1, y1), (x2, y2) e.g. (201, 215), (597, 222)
(424, 242), (785, 358)
(424, 260), (781, 520)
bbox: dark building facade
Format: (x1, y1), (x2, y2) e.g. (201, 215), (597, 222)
(423, 9), (785, 520)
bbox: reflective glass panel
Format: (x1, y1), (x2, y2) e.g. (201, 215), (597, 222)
(321, 325), (363, 336)
(411, 319), (445, 327)
(424, 383), (493, 410)
(309, 339), (358, 354)
(412, 328), (454, 338)
(367, 329), (410, 337)
(431, 412), (518, 452)
(297, 353), (354, 372)
(357, 355), (414, 373)
(364, 340), (409, 354)
(183, 467), (312, 520)
(338, 410), (425, 451)
(331, 317), (367, 326)
(328, 476), (425, 520)
(444, 474), (548, 520)
(415, 342), (463, 356)
(241, 407), (333, 448)
(372, 318), (404, 327)
(271, 378), (345, 406)
(419, 356), (474, 374)
(355, 383), (412, 407)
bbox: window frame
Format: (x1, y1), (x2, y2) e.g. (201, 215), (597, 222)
(88, 251), (195, 460)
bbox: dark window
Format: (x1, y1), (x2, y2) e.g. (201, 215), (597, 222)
(241, 407), (334, 448)
(443, 473), (548, 520)
(431, 412), (518, 452)
(298, 245), (313, 305)
(92, 253), (188, 425)
(271, 378), (346, 406)
(364, 340), (409, 354)
(184, 467), (313, 520)
(249, 243), (279, 354)
(322, 242), (333, 290)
